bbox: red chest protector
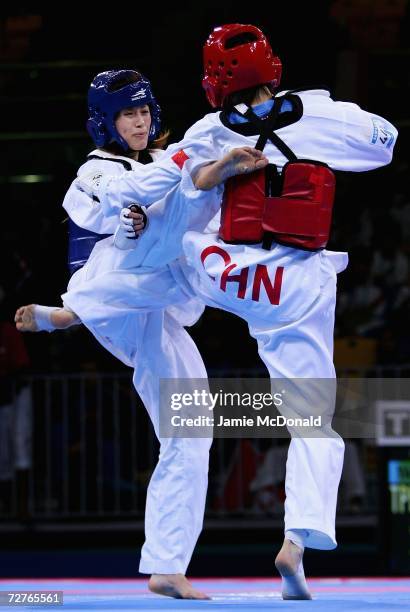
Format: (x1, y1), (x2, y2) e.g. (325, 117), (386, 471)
(219, 97), (336, 251)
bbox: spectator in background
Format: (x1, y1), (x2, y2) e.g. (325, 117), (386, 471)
(337, 247), (386, 337)
(371, 234), (409, 289)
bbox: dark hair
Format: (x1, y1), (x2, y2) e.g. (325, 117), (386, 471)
(222, 84), (272, 109)
(107, 72), (141, 92)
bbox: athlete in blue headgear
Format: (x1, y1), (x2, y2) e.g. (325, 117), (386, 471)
(86, 69), (161, 151)
(16, 68), (215, 600)
(66, 69), (165, 275)
(15, 67), (267, 600)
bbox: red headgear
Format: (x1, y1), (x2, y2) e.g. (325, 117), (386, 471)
(202, 24), (282, 108)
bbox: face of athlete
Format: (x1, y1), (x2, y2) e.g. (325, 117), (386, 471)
(115, 105), (151, 151)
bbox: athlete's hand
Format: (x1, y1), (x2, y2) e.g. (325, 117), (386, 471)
(120, 204), (147, 238)
(194, 147), (269, 190)
(222, 146), (269, 177)
(113, 204), (148, 250)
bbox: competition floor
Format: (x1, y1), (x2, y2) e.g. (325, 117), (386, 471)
(0, 578), (409, 611)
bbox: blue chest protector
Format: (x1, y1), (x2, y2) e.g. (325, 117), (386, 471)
(68, 220), (111, 275)
(67, 155), (133, 275)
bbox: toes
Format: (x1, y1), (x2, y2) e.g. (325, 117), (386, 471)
(14, 307), (25, 321)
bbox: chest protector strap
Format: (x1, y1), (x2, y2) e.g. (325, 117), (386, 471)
(219, 95), (336, 251)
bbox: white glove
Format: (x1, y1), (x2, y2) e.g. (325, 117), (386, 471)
(74, 170), (104, 198)
(113, 205), (148, 250)
(120, 206), (138, 237)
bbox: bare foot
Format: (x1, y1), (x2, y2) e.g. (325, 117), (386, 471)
(275, 539), (312, 600)
(148, 574), (210, 599)
(15, 305), (39, 332)
(15, 305), (79, 332)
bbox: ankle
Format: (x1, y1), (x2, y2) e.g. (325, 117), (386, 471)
(50, 308), (79, 329)
(285, 530), (306, 552)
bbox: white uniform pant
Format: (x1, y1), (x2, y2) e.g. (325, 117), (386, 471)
(249, 256), (344, 549)
(61, 171), (220, 572)
(182, 233), (347, 550)
(133, 311), (211, 574)
(63, 265), (211, 574)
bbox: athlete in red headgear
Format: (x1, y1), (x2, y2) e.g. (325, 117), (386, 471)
(202, 23), (282, 108)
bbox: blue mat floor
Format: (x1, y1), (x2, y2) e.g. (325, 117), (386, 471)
(0, 578), (409, 611)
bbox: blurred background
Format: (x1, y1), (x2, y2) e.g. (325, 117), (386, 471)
(0, 1), (409, 578)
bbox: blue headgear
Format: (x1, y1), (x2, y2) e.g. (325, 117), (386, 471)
(86, 70), (161, 151)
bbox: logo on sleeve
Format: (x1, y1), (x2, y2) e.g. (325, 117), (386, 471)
(171, 149), (190, 169)
(371, 118), (395, 149)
